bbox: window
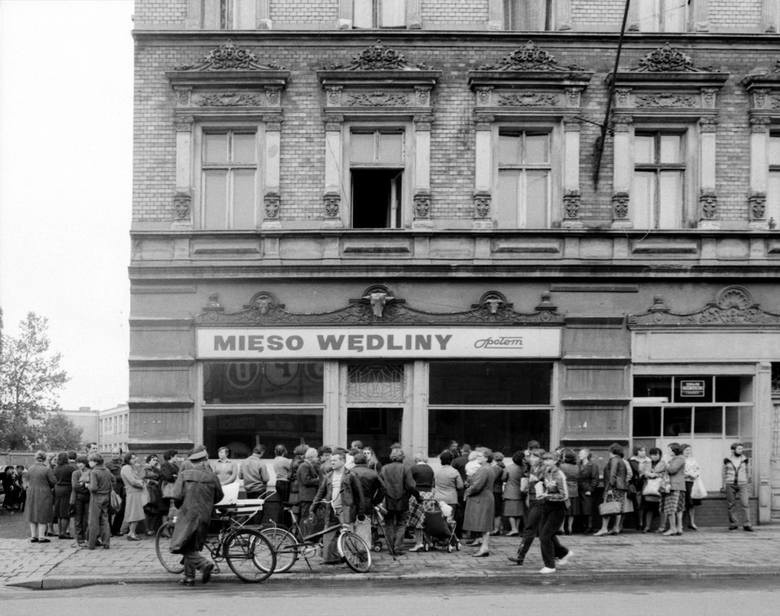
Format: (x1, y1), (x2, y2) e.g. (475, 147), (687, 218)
(200, 129), (258, 229)
(497, 131), (551, 228)
(768, 134), (780, 226)
(632, 132), (685, 229)
(635, 0), (689, 32)
(504, 0), (556, 30)
(354, 0), (406, 28)
(349, 129), (405, 228)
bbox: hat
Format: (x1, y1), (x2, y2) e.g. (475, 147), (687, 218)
(189, 446), (208, 462)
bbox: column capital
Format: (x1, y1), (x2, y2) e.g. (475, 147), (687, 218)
(563, 117), (582, 131)
(413, 114), (434, 131)
(324, 114), (345, 131)
(612, 114), (633, 132)
(263, 113), (283, 131)
(174, 115), (195, 131)
(750, 115), (771, 133)
(474, 114), (494, 131)
(699, 116), (719, 133)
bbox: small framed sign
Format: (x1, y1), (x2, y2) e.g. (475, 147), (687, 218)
(679, 379), (706, 398)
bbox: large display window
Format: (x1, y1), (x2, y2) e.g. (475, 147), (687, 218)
(427, 361), (553, 455)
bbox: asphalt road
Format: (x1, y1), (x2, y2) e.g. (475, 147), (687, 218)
(1, 577), (778, 615)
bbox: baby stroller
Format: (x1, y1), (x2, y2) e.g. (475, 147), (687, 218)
(421, 499), (460, 552)
(370, 504), (398, 560)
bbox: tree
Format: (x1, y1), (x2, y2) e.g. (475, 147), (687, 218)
(38, 412), (83, 450)
(0, 312), (69, 450)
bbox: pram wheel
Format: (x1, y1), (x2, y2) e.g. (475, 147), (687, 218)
(372, 541), (382, 552)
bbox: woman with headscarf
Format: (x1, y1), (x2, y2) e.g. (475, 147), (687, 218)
(24, 451), (56, 543)
(121, 452), (146, 540)
(462, 448), (494, 557)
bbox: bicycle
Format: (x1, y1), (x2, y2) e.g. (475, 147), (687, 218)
(155, 493), (277, 583)
(259, 502), (372, 573)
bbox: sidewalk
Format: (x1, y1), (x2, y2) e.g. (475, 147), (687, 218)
(2, 524), (779, 590)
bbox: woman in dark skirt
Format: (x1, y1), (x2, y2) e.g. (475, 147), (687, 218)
(502, 451), (527, 536)
(577, 448), (599, 533)
(53, 452), (75, 539)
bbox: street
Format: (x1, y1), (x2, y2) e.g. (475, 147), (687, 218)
(0, 578), (778, 615)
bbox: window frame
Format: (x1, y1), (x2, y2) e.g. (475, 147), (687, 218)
(629, 123), (697, 229)
(492, 122), (561, 229)
(634, 0), (691, 33)
(193, 122), (264, 230)
(503, 0), (557, 31)
(767, 132), (780, 224)
(344, 122), (412, 229)
(353, 0), (407, 29)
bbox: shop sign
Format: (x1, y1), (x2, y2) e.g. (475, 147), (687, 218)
(196, 327), (561, 359)
(679, 379), (706, 398)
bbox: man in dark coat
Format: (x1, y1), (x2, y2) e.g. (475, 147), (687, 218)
(170, 446), (223, 586)
(378, 448), (419, 555)
(350, 452), (384, 548)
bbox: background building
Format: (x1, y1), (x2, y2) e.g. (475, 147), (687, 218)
(97, 404), (130, 453)
(131, 0), (780, 522)
(60, 406), (99, 446)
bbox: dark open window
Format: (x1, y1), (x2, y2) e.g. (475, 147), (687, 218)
(351, 169), (402, 228)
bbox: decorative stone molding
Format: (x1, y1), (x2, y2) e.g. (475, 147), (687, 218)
(750, 115), (771, 132)
(701, 87), (718, 109)
(414, 87), (431, 106)
(174, 115), (195, 131)
(476, 41), (585, 73)
(263, 192), (281, 219)
(698, 116), (719, 132)
(196, 288), (564, 327)
(413, 191), (431, 219)
(497, 93), (559, 107)
(173, 192), (192, 221)
(634, 93), (696, 108)
(174, 42), (286, 72)
(631, 43), (710, 73)
(615, 88), (631, 106)
(323, 114), (345, 132)
(749, 192), (767, 220)
(326, 86), (343, 106)
(473, 192), (491, 219)
(628, 286), (780, 328)
(345, 92), (410, 106)
(323, 192), (341, 218)
(324, 40), (429, 71)
(475, 86), (493, 106)
(612, 192), (630, 219)
(473, 114), (495, 131)
(611, 115), (633, 132)
(563, 191), (581, 220)
(699, 191), (718, 220)
(263, 113), (283, 132)
(413, 114), (434, 131)
(192, 92), (266, 106)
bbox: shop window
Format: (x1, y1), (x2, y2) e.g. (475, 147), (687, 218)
(633, 375), (672, 400)
(353, 0), (406, 28)
(635, 0), (689, 32)
(633, 406), (661, 437)
(767, 134), (780, 226)
(663, 406), (692, 436)
(694, 406), (722, 435)
(497, 131), (552, 228)
(429, 362), (552, 405)
(203, 361), (323, 405)
(503, 0), (557, 30)
(632, 131), (686, 229)
(200, 129), (259, 229)
(348, 407), (402, 464)
(349, 129), (405, 228)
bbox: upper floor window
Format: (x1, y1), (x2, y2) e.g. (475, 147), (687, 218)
(632, 132), (686, 229)
(353, 0), (406, 28)
(504, 0), (556, 30)
(200, 129), (259, 229)
(349, 128), (406, 228)
(635, 0), (689, 32)
(767, 134), (780, 226)
(497, 131), (552, 228)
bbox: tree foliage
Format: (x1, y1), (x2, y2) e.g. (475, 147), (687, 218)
(39, 412), (84, 450)
(0, 312), (69, 450)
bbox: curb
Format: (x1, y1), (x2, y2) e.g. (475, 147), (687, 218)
(8, 567), (780, 591)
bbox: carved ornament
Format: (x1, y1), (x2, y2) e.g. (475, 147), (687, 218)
(563, 191), (581, 219)
(323, 192), (341, 218)
(473, 192), (491, 219)
(173, 192), (192, 221)
(324, 41), (430, 71)
(497, 93), (559, 107)
(345, 92), (410, 106)
(413, 191), (431, 219)
(749, 192), (767, 219)
(699, 192), (718, 220)
(634, 93), (696, 108)
(193, 92), (266, 106)
(477, 41), (585, 72)
(629, 286), (780, 328)
(612, 192), (630, 219)
(175, 42), (285, 72)
(264, 192), (281, 219)
(631, 43), (710, 73)
(196, 288), (564, 327)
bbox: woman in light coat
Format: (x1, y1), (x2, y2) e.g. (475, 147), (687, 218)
(462, 448), (494, 557)
(121, 452), (146, 540)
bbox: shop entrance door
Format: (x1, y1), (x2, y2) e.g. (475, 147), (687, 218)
(347, 407), (402, 464)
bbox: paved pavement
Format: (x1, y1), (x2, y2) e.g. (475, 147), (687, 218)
(1, 522), (779, 590)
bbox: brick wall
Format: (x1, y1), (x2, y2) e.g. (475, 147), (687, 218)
(270, 0), (339, 27)
(709, 0), (763, 32)
(133, 39), (772, 225)
(134, 0), (187, 27)
(571, 0), (626, 32)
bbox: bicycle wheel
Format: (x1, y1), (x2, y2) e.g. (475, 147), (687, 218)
(224, 528), (276, 583)
(259, 527), (299, 573)
(337, 530), (372, 573)
(155, 522), (184, 574)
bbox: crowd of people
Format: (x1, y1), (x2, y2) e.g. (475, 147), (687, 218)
(0, 437), (754, 580)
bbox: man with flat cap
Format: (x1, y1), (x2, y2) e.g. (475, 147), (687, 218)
(169, 446), (223, 586)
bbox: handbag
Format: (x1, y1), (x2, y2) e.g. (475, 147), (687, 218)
(162, 481), (176, 499)
(598, 491), (623, 516)
(691, 476), (707, 500)
(109, 489), (123, 512)
(642, 477), (662, 497)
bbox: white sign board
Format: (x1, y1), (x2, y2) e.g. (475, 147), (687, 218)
(196, 327), (561, 359)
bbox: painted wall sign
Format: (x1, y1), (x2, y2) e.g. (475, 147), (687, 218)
(196, 327), (561, 359)
(679, 379), (706, 397)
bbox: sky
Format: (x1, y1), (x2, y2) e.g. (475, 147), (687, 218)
(0, 0), (134, 411)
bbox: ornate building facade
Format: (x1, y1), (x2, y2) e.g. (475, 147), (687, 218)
(132, 0), (780, 521)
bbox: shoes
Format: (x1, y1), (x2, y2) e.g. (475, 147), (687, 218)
(729, 524), (739, 530)
(688, 524), (698, 531)
(408, 545), (425, 553)
(607, 530), (619, 536)
(179, 578), (195, 587)
(506, 530), (520, 537)
(102, 545), (110, 550)
(557, 550), (573, 566)
(465, 540), (482, 547)
(539, 567), (556, 574)
(39, 538), (51, 543)
(127, 535), (141, 541)
(489, 531), (501, 536)
(593, 529), (608, 537)
(507, 557), (524, 565)
(30, 537), (39, 543)
(662, 530), (676, 536)
(201, 562), (214, 584)
(472, 551), (490, 558)
(321, 560), (341, 565)
(743, 525), (754, 532)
